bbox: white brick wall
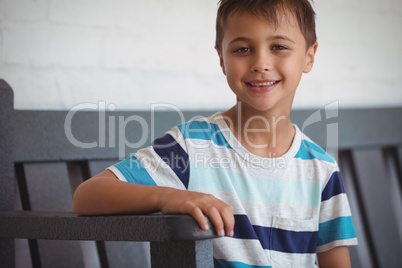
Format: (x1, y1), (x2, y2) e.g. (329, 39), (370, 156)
(0, 0), (401, 110)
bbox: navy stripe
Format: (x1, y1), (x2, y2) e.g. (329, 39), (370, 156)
(271, 226), (317, 254)
(321, 171), (346, 202)
(233, 215), (317, 253)
(152, 134), (190, 189)
(233, 215), (259, 240)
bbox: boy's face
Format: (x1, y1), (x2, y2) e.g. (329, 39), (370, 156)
(218, 11), (318, 113)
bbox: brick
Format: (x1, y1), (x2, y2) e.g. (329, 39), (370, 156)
(316, 8), (361, 48)
(2, 24), (31, 67)
(360, 11), (402, 51)
(0, 66), (60, 109)
(3, 24), (103, 68)
(49, 0), (112, 27)
(54, 69), (150, 110)
(101, 31), (137, 69)
(0, 0), (47, 22)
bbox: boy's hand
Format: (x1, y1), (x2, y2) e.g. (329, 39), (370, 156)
(158, 188), (235, 237)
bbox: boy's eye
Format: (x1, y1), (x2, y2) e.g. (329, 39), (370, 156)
(272, 45), (287, 50)
(234, 47), (251, 53)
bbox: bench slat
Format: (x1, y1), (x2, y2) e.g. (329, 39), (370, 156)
(87, 160), (151, 268)
(23, 162), (74, 211)
(352, 149), (402, 267)
(338, 150), (375, 268)
(20, 162), (86, 268)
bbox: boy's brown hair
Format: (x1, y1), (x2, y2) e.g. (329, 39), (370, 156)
(215, 0), (317, 52)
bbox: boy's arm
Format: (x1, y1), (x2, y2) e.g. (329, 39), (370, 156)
(316, 246), (351, 268)
(72, 170), (234, 237)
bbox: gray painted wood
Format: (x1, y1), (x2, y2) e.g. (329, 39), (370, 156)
(87, 160), (120, 175)
(13, 110), (214, 163)
(0, 80), (14, 267)
(150, 240), (213, 268)
(22, 162), (85, 268)
(383, 148), (402, 242)
(23, 162), (73, 211)
(338, 151), (375, 268)
(290, 107), (402, 149)
(66, 162), (102, 268)
(88, 160), (151, 268)
(14, 176), (33, 268)
(0, 211), (216, 241)
(352, 149), (402, 267)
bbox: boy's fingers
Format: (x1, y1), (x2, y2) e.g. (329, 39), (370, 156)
(221, 205), (235, 237)
(189, 207), (210, 231)
(205, 207), (225, 236)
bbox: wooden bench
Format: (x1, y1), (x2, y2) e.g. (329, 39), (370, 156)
(1, 79), (401, 267)
(0, 80), (217, 268)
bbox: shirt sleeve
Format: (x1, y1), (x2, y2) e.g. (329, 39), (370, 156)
(107, 126), (190, 191)
(316, 170), (358, 252)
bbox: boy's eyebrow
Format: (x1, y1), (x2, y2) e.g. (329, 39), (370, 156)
(228, 37), (251, 45)
(271, 35), (295, 44)
(228, 35), (295, 45)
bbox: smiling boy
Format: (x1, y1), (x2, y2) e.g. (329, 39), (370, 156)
(73, 1), (357, 267)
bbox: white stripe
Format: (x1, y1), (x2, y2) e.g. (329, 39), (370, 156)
(319, 194), (352, 223)
(270, 250), (317, 268)
(107, 166), (127, 182)
(167, 127), (188, 153)
(213, 237), (318, 267)
(241, 200), (319, 226)
(213, 237), (270, 266)
(194, 189), (319, 228)
(135, 147), (186, 190)
(272, 215), (317, 232)
(316, 238), (358, 253)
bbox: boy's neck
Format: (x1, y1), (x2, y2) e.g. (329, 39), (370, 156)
(222, 103), (295, 158)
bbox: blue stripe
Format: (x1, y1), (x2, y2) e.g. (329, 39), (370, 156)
(177, 121), (231, 148)
(214, 258), (272, 268)
(294, 139), (335, 164)
(233, 215), (317, 254)
(114, 156), (157, 186)
(318, 216), (356, 246)
(321, 171), (346, 201)
(152, 134), (190, 189)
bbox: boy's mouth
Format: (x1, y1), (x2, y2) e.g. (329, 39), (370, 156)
(247, 81), (279, 87)
(245, 80), (280, 93)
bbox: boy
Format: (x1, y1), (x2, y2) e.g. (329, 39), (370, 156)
(73, 0), (358, 267)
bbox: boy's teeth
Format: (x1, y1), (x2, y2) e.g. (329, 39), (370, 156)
(250, 81), (276, 86)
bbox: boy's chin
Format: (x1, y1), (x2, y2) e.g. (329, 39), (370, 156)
(236, 99), (293, 115)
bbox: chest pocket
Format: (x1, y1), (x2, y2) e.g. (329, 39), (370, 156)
(270, 216), (318, 268)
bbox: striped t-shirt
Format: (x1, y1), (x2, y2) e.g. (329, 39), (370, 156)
(108, 112), (357, 268)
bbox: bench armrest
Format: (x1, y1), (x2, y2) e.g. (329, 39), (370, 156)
(0, 211), (217, 241)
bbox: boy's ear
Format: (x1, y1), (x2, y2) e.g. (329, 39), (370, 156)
(216, 48), (226, 75)
(303, 42), (318, 73)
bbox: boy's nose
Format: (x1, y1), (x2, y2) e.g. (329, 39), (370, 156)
(251, 52), (272, 73)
